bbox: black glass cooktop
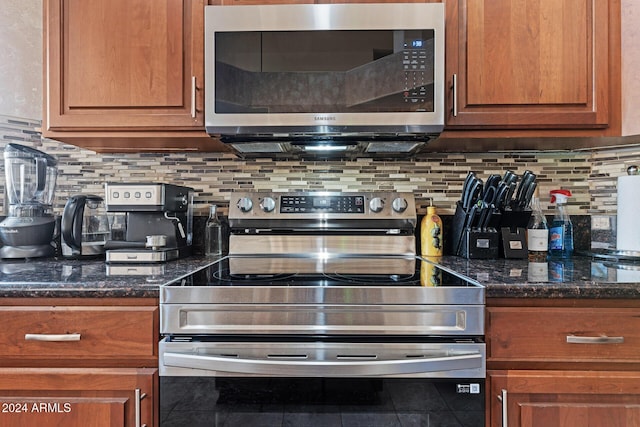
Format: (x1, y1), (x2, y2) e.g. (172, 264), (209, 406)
(170, 256), (481, 288)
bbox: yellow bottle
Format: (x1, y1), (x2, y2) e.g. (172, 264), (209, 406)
(420, 258), (442, 287)
(421, 206), (443, 257)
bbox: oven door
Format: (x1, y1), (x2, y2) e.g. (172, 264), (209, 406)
(160, 339), (485, 426)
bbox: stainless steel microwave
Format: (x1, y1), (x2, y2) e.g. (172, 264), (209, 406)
(204, 3), (445, 158)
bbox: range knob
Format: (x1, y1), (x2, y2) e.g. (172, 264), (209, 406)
(260, 197), (276, 212)
(369, 197), (385, 213)
(237, 197), (253, 213)
(392, 197), (408, 213)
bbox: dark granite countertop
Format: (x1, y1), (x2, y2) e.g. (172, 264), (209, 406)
(0, 256), (219, 298)
(1, 254), (639, 300)
(432, 255), (640, 299)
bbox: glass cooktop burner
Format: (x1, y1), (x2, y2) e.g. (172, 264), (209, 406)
(174, 256), (481, 288)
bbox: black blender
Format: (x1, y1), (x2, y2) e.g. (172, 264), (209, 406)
(0, 143), (58, 258)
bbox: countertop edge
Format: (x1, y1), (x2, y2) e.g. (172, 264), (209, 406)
(1, 255), (639, 300)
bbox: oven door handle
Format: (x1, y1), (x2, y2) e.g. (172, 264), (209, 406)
(163, 351), (483, 377)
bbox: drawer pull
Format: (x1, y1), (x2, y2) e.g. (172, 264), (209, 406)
(566, 335), (624, 344)
(25, 333), (81, 342)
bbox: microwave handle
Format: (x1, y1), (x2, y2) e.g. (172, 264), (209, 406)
(163, 351), (483, 377)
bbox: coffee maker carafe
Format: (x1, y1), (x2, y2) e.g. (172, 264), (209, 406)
(61, 194), (110, 258)
(0, 144), (58, 258)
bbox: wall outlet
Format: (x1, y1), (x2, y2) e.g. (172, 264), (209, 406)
(592, 216), (611, 230)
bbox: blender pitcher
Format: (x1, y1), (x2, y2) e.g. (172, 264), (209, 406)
(0, 143), (58, 258)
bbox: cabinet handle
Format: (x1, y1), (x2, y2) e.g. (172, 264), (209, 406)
(451, 73), (458, 117)
(497, 388), (508, 427)
(25, 333), (81, 342)
(191, 76), (197, 119)
(135, 388), (148, 427)
(566, 335), (624, 344)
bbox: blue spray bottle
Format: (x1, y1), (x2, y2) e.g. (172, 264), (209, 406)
(548, 189), (573, 258)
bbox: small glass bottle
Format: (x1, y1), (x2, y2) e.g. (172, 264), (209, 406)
(526, 188), (549, 262)
(204, 204), (223, 256)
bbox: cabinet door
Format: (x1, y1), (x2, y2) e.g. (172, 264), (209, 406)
(489, 371), (640, 427)
(44, 0), (204, 130)
(0, 368), (157, 427)
(446, 0), (610, 129)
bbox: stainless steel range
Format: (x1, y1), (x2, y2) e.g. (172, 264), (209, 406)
(159, 192), (485, 426)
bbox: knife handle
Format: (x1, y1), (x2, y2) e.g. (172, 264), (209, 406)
(505, 182), (517, 209)
(476, 205), (488, 230)
(521, 182), (538, 208)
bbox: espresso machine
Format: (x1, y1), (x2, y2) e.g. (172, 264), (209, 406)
(0, 144), (58, 259)
(103, 183), (194, 263)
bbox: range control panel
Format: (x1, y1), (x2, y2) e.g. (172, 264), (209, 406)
(229, 192), (416, 221)
(280, 195), (365, 214)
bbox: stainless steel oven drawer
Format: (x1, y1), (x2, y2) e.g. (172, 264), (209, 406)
(160, 303), (484, 336)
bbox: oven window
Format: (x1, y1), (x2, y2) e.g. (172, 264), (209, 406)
(160, 377), (484, 426)
(214, 30), (436, 114)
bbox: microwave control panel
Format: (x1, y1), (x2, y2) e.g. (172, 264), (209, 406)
(402, 30), (434, 106)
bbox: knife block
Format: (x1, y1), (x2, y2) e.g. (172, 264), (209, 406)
(500, 227), (528, 258)
(451, 202), (500, 259)
(499, 209), (532, 231)
(498, 209), (532, 258)
(460, 229), (500, 259)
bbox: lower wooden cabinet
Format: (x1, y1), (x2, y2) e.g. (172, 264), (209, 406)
(489, 370), (640, 427)
(0, 298), (159, 427)
(0, 368), (157, 427)
(487, 299), (640, 427)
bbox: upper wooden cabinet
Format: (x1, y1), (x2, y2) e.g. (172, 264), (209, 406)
(42, 0), (229, 152)
(445, 0), (613, 131)
(44, 0), (204, 130)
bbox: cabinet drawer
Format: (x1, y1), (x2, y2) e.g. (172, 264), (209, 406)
(487, 307), (640, 362)
(0, 306), (158, 360)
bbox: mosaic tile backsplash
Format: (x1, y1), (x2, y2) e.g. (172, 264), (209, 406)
(0, 115), (637, 221)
